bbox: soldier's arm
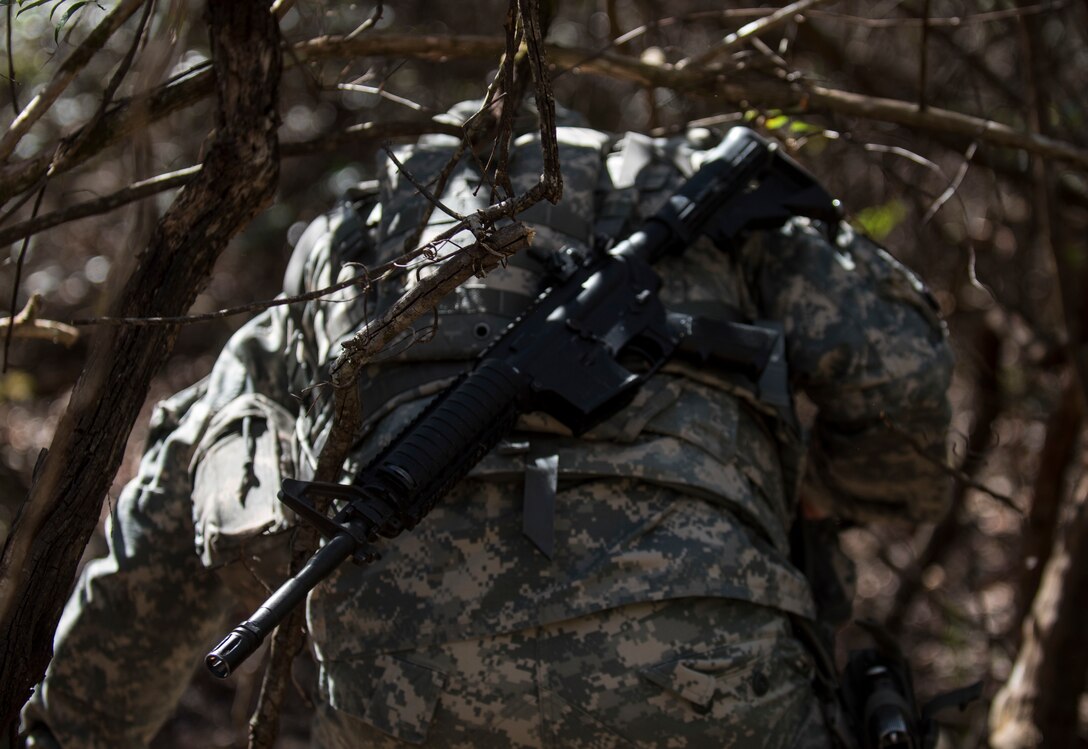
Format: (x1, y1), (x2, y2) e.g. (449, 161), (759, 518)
(21, 195), (379, 747)
(742, 218), (954, 523)
(21, 383), (237, 749)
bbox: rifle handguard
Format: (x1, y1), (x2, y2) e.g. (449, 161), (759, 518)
(206, 359), (527, 677)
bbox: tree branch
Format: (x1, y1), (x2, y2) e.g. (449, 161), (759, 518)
(0, 294), (78, 347)
(0, 119), (463, 250)
(4, 28), (1088, 207)
(678, 0), (836, 68)
(0, 0), (282, 733)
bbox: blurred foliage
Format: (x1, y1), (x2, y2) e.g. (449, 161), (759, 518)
(0, 370), (33, 402)
(854, 199), (908, 241)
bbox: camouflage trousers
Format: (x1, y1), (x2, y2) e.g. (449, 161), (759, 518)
(312, 597), (830, 749)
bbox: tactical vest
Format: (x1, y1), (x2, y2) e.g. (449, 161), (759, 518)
(300, 124), (807, 575)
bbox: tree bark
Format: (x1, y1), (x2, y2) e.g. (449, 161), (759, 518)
(0, 0), (281, 734)
(1016, 374), (1083, 627)
(990, 496), (1088, 748)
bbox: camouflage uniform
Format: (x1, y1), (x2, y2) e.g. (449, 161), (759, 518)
(23, 106), (953, 749)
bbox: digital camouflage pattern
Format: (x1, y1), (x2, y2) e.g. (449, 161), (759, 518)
(22, 107), (953, 748)
(311, 598), (820, 749)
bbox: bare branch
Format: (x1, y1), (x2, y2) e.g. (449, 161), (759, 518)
(3, 183), (45, 372)
(678, 0), (836, 69)
(490, 1), (522, 200)
(0, 166), (199, 248)
(5, 28), (1088, 206)
(382, 145), (465, 222)
(518, 0), (562, 205)
(918, 0), (931, 112)
(5, 3), (16, 117)
(0, 120), (463, 249)
(923, 140), (978, 223)
(0, 293), (79, 347)
(344, 0), (383, 40)
(336, 82), (427, 112)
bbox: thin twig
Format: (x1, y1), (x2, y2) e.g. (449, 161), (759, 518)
(808, 2), (1071, 29)
(0, 120), (462, 249)
(491, 1), (523, 201)
(382, 145), (465, 222)
(0, 294), (79, 347)
(863, 142), (946, 175)
(0, 166), (199, 248)
(345, 0), (382, 40)
(3, 183), (46, 372)
(340, 223), (532, 360)
(882, 414), (1022, 514)
(70, 239), (438, 327)
(679, 0), (836, 69)
(336, 83), (427, 111)
(5, 2), (16, 117)
(918, 0), (931, 112)
(403, 85), (505, 252)
(50, 0), (156, 177)
(923, 140), (978, 223)
(517, 0), (562, 205)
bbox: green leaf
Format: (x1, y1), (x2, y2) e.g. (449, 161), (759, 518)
(765, 115), (790, 130)
(853, 199), (908, 241)
(16, 0), (55, 16)
(788, 119), (821, 134)
(54, 1), (95, 43)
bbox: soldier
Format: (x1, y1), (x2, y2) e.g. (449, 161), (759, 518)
(22, 101), (953, 748)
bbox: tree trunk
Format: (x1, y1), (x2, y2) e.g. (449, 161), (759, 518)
(0, 0), (281, 734)
(1016, 374), (1083, 627)
(990, 495), (1088, 748)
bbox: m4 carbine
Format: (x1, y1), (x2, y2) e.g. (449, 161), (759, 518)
(205, 126), (840, 678)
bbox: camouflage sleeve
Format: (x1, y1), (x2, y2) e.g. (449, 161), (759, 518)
(21, 383), (237, 749)
(21, 197), (379, 747)
(742, 218), (954, 524)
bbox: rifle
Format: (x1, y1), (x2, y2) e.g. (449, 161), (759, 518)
(205, 126), (841, 678)
(841, 624), (983, 749)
